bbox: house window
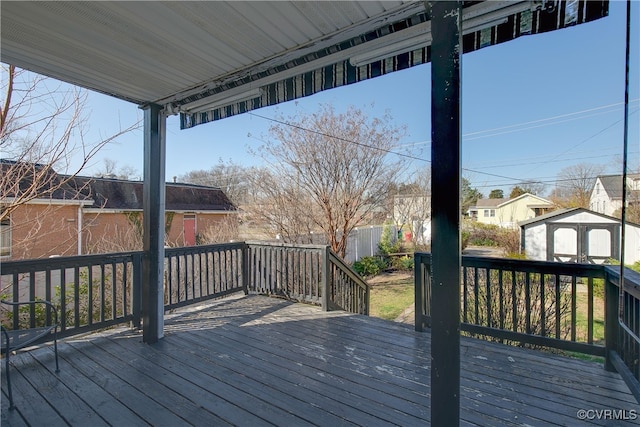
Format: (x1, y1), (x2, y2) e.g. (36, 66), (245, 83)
(484, 209), (495, 217)
(1, 209), (10, 257)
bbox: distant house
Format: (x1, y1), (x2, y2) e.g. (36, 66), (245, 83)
(393, 194), (431, 243)
(1, 160), (94, 260)
(467, 193), (555, 229)
(520, 208), (640, 264)
(589, 173), (640, 216)
(1, 161), (236, 260)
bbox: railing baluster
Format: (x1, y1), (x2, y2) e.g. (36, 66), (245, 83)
(45, 269), (52, 326)
(486, 268), (491, 328)
(474, 267), (479, 325)
(462, 266), (468, 324)
(100, 263), (106, 323)
(111, 262), (117, 321)
(73, 266), (80, 328)
(540, 273), (545, 337)
(11, 272), (19, 330)
(555, 274), (561, 339)
(60, 268), (66, 331)
(525, 272), (531, 335)
(498, 269), (504, 331)
(587, 277), (593, 344)
(88, 264), (94, 325)
(511, 270), (517, 333)
(571, 276), (577, 342)
(29, 271), (36, 328)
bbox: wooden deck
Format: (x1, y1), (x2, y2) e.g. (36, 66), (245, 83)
(2, 294), (639, 426)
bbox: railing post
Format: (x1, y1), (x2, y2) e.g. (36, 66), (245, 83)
(132, 252), (143, 329)
(322, 246), (330, 311)
(242, 242), (250, 295)
(415, 253), (424, 332)
(604, 269), (619, 372)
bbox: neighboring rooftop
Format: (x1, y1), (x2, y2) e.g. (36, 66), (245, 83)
(596, 173), (640, 200)
(1, 160), (235, 212)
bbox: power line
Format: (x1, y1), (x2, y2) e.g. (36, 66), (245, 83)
(247, 111), (430, 163)
(238, 102), (636, 187)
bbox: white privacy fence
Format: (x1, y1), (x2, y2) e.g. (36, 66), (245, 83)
(344, 225), (398, 264)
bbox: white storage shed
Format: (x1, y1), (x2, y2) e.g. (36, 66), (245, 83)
(520, 208), (640, 264)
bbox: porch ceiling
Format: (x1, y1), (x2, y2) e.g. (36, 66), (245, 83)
(0, 1), (609, 129)
(1, 1), (425, 106)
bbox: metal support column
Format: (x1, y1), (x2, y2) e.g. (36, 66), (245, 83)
(428, 1), (462, 425)
(142, 103), (166, 344)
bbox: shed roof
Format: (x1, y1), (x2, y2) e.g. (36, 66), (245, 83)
(518, 207), (640, 228)
(1, 1), (609, 129)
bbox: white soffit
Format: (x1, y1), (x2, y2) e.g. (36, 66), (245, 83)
(1, 1), (417, 104)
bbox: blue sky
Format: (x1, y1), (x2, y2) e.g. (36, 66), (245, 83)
(66, 1), (638, 196)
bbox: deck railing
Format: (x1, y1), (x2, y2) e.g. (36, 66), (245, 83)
(604, 266), (640, 402)
(0, 252), (142, 339)
(164, 242), (246, 311)
(415, 252), (640, 402)
(245, 241), (369, 314)
(0, 241), (369, 339)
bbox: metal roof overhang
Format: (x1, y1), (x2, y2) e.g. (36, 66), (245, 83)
(1, 1), (608, 129)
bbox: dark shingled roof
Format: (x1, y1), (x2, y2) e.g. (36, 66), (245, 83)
(1, 159), (92, 201)
(2, 160), (235, 212)
(71, 176), (236, 212)
(598, 174), (640, 200)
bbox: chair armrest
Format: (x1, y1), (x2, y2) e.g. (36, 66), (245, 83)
(1, 325), (9, 354)
(0, 300), (60, 352)
(0, 300), (60, 327)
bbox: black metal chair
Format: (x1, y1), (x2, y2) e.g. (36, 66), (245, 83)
(1, 300), (60, 410)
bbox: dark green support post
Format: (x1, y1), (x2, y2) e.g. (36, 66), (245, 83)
(428, 1), (463, 425)
(142, 103), (166, 344)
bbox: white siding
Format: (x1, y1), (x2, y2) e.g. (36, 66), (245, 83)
(553, 211), (617, 224)
(624, 224), (640, 264)
(524, 223), (547, 260)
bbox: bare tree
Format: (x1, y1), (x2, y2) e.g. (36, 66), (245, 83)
(94, 158), (140, 180)
(251, 104), (407, 257)
(550, 163), (605, 208)
(196, 216), (240, 244)
(179, 159), (250, 206)
(1, 66), (140, 221)
(509, 181), (546, 198)
(244, 167), (319, 243)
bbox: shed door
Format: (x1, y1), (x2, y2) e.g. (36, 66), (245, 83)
(548, 223), (619, 264)
(183, 214), (196, 246)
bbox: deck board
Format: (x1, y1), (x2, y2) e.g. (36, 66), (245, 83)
(2, 294), (639, 426)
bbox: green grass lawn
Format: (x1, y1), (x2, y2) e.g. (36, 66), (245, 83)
(369, 276), (414, 321)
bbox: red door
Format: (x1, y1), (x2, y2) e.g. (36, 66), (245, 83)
(183, 215), (196, 246)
